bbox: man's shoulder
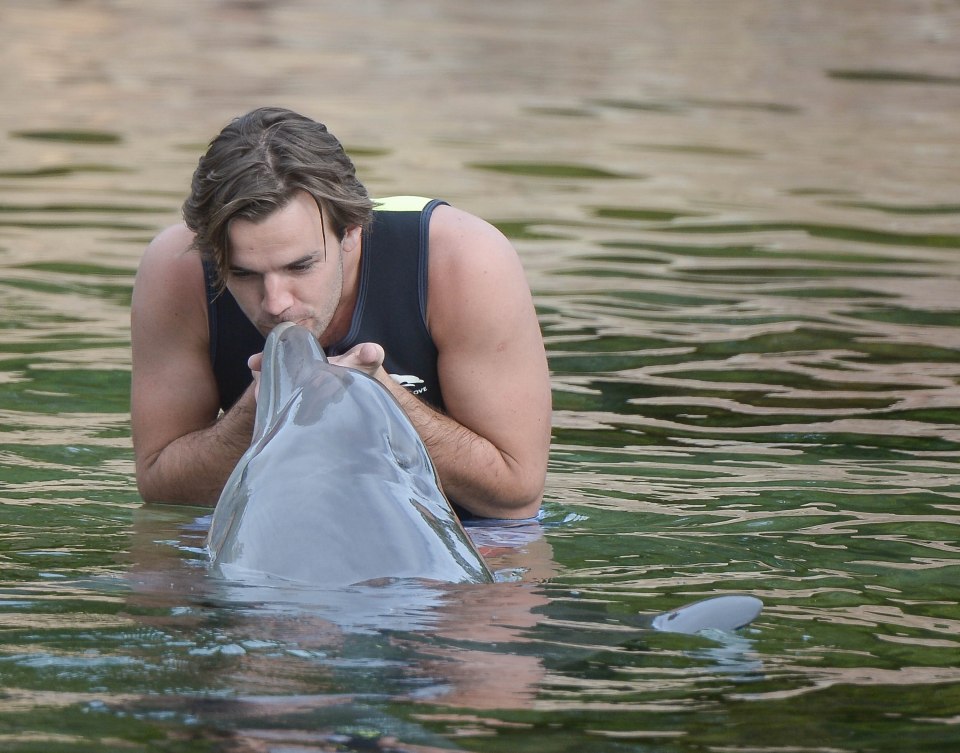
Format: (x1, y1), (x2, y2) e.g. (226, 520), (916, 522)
(368, 198), (513, 278)
(426, 203), (515, 267)
(423, 202), (529, 336)
(146, 222), (196, 255)
(133, 222), (207, 329)
(137, 222), (203, 280)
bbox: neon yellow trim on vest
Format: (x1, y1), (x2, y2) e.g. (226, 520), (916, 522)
(374, 196), (433, 212)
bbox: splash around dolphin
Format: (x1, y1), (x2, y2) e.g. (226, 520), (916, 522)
(206, 322), (493, 587)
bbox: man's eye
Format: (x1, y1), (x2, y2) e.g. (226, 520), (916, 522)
(229, 269), (254, 280)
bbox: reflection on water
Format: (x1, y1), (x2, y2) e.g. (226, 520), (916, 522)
(1, 0), (959, 750)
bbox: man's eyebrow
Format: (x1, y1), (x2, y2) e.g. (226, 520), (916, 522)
(284, 251), (324, 268)
(228, 251), (324, 274)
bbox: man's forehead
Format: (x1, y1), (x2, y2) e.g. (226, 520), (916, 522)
(226, 197), (327, 267)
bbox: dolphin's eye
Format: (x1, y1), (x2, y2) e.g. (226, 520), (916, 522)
(389, 430), (424, 472)
(391, 443), (415, 470)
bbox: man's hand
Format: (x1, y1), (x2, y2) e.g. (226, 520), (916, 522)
(329, 342), (386, 380)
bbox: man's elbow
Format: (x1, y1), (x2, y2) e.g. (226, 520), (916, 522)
(136, 472), (216, 506)
(135, 462), (173, 505)
(134, 453), (197, 506)
(134, 448), (162, 502)
(501, 460), (547, 515)
(136, 477), (165, 505)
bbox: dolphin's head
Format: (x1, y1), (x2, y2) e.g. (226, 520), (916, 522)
(208, 322), (492, 586)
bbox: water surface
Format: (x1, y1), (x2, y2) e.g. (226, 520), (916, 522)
(1, 1), (958, 751)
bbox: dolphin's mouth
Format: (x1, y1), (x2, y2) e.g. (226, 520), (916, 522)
(253, 322), (326, 442)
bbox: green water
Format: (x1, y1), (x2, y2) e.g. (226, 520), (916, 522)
(1, 1), (959, 750)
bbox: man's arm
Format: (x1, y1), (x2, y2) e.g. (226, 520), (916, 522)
(377, 205), (552, 519)
(130, 224), (255, 505)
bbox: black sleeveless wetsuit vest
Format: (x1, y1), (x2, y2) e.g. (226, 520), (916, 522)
(203, 197), (447, 413)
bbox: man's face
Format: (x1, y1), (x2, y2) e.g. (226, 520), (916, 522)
(225, 190), (358, 345)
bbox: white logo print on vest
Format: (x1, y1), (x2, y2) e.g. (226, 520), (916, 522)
(391, 374), (428, 395)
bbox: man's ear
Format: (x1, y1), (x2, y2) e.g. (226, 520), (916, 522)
(341, 224), (361, 253)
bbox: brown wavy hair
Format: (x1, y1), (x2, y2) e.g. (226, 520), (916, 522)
(182, 107), (375, 287)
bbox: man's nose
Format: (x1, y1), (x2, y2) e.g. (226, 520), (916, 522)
(262, 275), (293, 315)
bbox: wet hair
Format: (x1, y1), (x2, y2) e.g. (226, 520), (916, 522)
(182, 107), (375, 286)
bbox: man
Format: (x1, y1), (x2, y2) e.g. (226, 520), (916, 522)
(131, 107), (552, 520)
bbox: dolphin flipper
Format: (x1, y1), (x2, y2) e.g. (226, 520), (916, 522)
(649, 595), (763, 634)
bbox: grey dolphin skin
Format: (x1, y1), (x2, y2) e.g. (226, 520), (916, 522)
(207, 322), (493, 587)
(551, 592), (763, 635)
(649, 594), (763, 634)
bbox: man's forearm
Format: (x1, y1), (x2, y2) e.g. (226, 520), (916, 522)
(136, 388), (256, 505)
(382, 379), (546, 519)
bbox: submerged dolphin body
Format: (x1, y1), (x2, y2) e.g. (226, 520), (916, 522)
(207, 322), (493, 587)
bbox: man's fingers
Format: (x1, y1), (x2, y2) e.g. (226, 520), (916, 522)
(247, 352), (263, 401)
(329, 342), (385, 377)
(248, 344), (386, 399)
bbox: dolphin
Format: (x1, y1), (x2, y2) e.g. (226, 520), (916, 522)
(207, 322), (493, 587)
